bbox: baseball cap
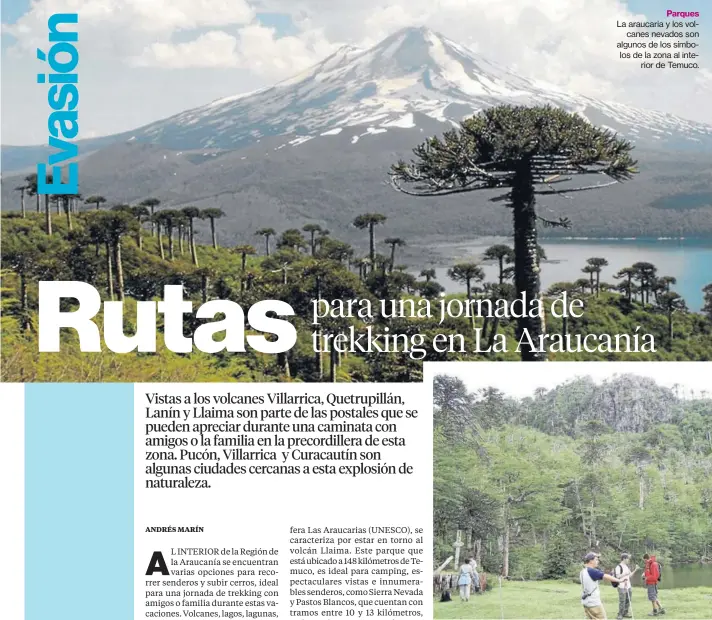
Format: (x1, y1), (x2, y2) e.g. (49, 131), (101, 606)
(583, 552), (600, 562)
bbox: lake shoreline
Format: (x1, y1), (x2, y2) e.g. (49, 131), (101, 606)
(412, 236), (712, 312)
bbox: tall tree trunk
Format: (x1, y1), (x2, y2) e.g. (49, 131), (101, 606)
(502, 509), (510, 578)
(241, 253), (247, 273)
(589, 503), (596, 546)
(511, 159), (545, 361)
(20, 190), (26, 218)
(167, 227), (174, 260)
(329, 345), (338, 382)
(36, 194), (40, 213)
(482, 315), (490, 344)
(277, 351), (290, 379)
(265, 235), (271, 256)
(157, 225), (165, 261)
(316, 327), (324, 380)
(65, 198), (73, 231)
(369, 225), (375, 268)
(190, 220), (199, 267)
(201, 273), (209, 303)
(113, 239), (125, 301)
(389, 245), (396, 273)
(466, 279), (474, 328)
(150, 206), (156, 236)
(574, 479), (587, 538)
(499, 257), (505, 284)
(44, 194), (52, 235)
(210, 219), (217, 249)
(178, 225), (184, 255)
(487, 317), (500, 351)
(20, 272), (29, 330)
(105, 242), (115, 301)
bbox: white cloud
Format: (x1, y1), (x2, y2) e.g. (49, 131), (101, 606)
(133, 30), (241, 69)
(132, 23), (336, 76)
(233, 23), (336, 79)
(4, 0), (254, 45)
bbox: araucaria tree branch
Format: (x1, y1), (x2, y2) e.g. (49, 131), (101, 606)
(390, 105), (637, 361)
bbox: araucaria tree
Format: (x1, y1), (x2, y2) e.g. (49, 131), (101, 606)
(302, 224), (323, 256)
(391, 105), (636, 360)
(202, 208), (225, 249)
(483, 244), (514, 284)
(25, 174), (40, 213)
(14, 184), (28, 218)
(181, 206), (201, 266)
(383, 237), (406, 273)
(447, 262), (484, 305)
(141, 198), (161, 236)
(85, 195), (106, 211)
(353, 213), (387, 267)
(586, 257), (609, 296)
(255, 228), (276, 256)
(42, 173), (54, 235)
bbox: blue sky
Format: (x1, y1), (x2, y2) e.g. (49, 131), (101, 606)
(1, 0), (709, 145)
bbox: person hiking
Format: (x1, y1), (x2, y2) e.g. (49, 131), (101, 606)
(469, 558), (481, 594)
(457, 558), (475, 602)
(580, 552), (624, 620)
(643, 554), (665, 616)
(613, 553), (639, 620)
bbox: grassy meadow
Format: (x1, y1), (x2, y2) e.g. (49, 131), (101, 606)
(433, 579), (712, 619)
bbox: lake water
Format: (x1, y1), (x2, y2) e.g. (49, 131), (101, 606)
(636, 564), (712, 590)
(426, 237), (712, 311)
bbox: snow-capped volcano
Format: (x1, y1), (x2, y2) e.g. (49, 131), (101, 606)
(130, 26), (712, 150)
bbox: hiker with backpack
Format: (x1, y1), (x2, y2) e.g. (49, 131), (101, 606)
(643, 554), (665, 616)
(580, 552), (625, 620)
(457, 557), (476, 602)
(612, 553), (639, 620)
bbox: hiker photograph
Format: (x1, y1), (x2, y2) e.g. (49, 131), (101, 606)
(613, 553), (639, 619)
(430, 362), (712, 619)
(643, 554), (665, 616)
(580, 552), (626, 620)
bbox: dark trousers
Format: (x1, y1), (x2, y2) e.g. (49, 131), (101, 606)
(618, 588), (631, 618)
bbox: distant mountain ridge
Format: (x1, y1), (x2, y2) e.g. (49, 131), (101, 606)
(93, 27), (712, 152)
(4, 26), (712, 167)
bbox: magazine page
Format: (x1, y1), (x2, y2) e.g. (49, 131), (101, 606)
(1, 1), (711, 619)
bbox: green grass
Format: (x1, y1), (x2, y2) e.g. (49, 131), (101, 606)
(433, 580), (712, 619)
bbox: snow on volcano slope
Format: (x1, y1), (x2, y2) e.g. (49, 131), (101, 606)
(2, 25), (712, 177)
(129, 26), (712, 151)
